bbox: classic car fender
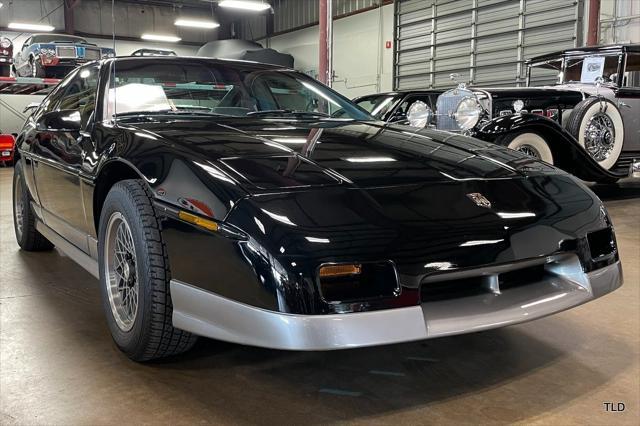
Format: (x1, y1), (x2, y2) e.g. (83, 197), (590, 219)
(474, 113), (627, 182)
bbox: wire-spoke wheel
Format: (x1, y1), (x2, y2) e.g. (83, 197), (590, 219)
(104, 212), (139, 332)
(567, 97), (624, 170)
(502, 131), (554, 164)
(98, 179), (196, 361)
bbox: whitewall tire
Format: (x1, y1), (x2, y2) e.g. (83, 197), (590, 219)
(505, 132), (554, 164)
(567, 98), (624, 170)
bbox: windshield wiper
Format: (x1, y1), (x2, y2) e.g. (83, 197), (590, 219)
(246, 109), (331, 118)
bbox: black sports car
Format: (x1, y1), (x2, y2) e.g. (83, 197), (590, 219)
(13, 57), (622, 361)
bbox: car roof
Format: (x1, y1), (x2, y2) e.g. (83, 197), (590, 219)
(109, 55), (289, 70)
(527, 44), (640, 63)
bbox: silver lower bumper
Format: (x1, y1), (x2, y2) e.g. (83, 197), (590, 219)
(171, 259), (622, 350)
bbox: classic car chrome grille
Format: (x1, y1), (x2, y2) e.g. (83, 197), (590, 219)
(85, 48), (100, 60)
(436, 87), (474, 132)
(56, 46), (76, 58)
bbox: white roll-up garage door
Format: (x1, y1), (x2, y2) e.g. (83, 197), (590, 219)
(394, 0), (584, 89)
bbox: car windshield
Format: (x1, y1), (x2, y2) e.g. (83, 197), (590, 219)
(31, 34), (88, 44)
(107, 59), (373, 121)
(528, 59), (563, 86)
(354, 94), (401, 119)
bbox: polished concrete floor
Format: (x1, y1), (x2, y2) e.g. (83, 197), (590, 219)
(0, 167), (638, 425)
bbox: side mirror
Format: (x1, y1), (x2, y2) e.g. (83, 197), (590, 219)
(23, 102), (41, 114)
(406, 101), (433, 128)
(36, 110), (82, 132)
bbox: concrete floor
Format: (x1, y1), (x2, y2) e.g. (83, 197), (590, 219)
(0, 167), (638, 425)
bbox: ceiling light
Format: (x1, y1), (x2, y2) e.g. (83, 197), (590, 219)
(219, 1), (271, 12)
(8, 22), (55, 32)
(175, 19), (220, 29)
(0, 3), (4, 9)
(141, 34), (181, 42)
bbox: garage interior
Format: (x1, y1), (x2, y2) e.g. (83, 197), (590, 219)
(1, 0), (639, 424)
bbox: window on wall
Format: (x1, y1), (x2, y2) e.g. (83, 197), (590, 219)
(600, 0), (640, 44)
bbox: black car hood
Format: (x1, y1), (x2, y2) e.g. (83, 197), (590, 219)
(129, 118), (559, 191)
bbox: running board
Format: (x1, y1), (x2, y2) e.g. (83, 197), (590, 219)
(35, 220), (100, 279)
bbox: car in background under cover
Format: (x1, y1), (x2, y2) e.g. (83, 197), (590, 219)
(0, 37), (13, 77)
(13, 34), (115, 78)
(432, 44), (640, 183)
(13, 57), (622, 362)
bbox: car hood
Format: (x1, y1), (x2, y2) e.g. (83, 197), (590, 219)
(467, 86), (585, 102)
(129, 118), (559, 191)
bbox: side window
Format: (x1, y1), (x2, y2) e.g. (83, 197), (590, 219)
(622, 53), (640, 88)
(38, 69), (80, 115)
(57, 65), (100, 127)
(22, 37), (31, 50)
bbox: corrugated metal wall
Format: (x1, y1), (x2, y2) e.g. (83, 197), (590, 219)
(239, 0), (383, 40)
(394, 0), (584, 89)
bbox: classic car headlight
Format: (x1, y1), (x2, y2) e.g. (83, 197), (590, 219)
(40, 48), (56, 57)
(0, 38), (11, 49)
(454, 97), (482, 130)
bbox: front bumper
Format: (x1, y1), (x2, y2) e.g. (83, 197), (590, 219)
(171, 257), (622, 350)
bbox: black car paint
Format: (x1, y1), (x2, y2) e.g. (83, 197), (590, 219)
(15, 58), (617, 317)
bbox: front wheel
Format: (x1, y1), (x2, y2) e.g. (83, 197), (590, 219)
(30, 59), (45, 78)
(98, 180), (196, 361)
(500, 131), (554, 164)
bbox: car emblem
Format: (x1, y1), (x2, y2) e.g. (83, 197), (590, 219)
(467, 193), (492, 208)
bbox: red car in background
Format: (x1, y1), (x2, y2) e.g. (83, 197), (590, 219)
(0, 133), (16, 166)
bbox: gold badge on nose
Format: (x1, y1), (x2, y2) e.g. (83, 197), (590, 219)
(467, 192), (492, 209)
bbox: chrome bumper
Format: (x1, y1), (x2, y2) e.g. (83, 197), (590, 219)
(171, 259), (622, 350)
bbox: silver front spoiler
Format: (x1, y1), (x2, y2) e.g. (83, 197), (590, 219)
(171, 256), (622, 350)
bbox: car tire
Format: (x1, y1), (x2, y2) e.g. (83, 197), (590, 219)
(500, 131), (554, 164)
(12, 161), (54, 251)
(566, 97), (624, 170)
(30, 58), (45, 78)
(98, 179), (197, 362)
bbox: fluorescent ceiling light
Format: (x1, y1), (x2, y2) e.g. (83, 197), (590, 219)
(141, 34), (181, 42)
(0, 3), (4, 9)
(175, 19), (220, 29)
(219, 1), (271, 12)
(8, 22), (55, 32)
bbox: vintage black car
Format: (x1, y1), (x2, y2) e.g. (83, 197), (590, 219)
(13, 57), (622, 361)
(431, 44), (640, 183)
(0, 37), (13, 77)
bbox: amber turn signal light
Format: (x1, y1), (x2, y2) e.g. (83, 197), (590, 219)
(319, 264), (362, 278)
(178, 211), (219, 232)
